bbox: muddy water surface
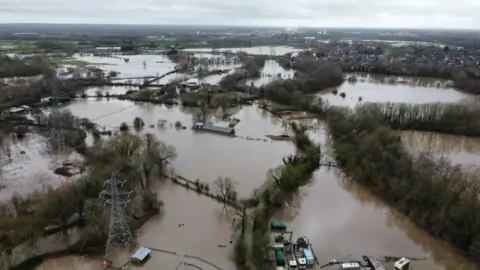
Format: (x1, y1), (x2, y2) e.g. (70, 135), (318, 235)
(33, 58), (480, 270)
(65, 100), (294, 197)
(36, 182), (236, 270)
(0, 133), (82, 201)
(318, 75), (470, 107)
(401, 130), (480, 168)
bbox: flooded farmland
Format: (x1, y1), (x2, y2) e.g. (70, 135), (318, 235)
(27, 47), (480, 269)
(318, 74), (470, 107)
(401, 130), (480, 169)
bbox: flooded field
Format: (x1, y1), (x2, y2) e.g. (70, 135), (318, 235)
(37, 181), (236, 270)
(184, 45), (302, 56)
(0, 132), (82, 202)
(401, 131), (480, 168)
(74, 54), (177, 79)
(318, 74), (470, 106)
(247, 60), (295, 87)
(64, 99), (294, 197)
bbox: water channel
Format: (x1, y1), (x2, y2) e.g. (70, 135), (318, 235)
(8, 47), (475, 270)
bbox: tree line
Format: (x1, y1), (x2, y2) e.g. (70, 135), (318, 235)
(365, 101), (480, 137)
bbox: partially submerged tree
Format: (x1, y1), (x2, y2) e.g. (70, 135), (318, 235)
(135, 133), (177, 188)
(133, 117), (145, 131)
(213, 177), (238, 203)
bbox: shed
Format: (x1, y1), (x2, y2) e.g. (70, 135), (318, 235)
(202, 123), (234, 135)
(270, 221), (287, 231)
(275, 250), (286, 266)
(131, 247), (151, 264)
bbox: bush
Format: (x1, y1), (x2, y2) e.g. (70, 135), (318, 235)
(119, 122), (129, 131)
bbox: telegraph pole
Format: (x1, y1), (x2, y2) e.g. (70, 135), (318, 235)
(99, 174), (134, 262)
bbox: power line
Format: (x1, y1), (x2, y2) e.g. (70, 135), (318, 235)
(91, 104), (137, 121)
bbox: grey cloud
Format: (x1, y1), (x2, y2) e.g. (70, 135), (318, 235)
(0, 0), (479, 28)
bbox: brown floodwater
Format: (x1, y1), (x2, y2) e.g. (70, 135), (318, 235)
(274, 124), (478, 270)
(33, 58), (480, 270)
(64, 100), (295, 197)
(318, 74), (471, 107)
(278, 168), (478, 270)
(401, 130), (480, 168)
(37, 181), (236, 270)
(0, 133), (82, 202)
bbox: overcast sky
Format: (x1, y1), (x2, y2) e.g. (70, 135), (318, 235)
(1, 0), (479, 29)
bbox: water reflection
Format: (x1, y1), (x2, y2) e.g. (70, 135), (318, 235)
(318, 75), (470, 107)
(401, 130), (480, 167)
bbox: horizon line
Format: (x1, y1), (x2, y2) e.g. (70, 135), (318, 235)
(0, 22), (478, 31)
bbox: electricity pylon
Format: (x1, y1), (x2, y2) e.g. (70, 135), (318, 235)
(49, 76), (67, 156)
(99, 174), (134, 259)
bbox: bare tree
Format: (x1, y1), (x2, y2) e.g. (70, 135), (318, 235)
(136, 133), (177, 188)
(232, 206), (250, 235)
(213, 177), (237, 203)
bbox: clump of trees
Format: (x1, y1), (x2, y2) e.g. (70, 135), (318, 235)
(263, 61), (343, 106)
(368, 101), (480, 137)
(0, 55), (49, 78)
(213, 177), (238, 203)
(327, 104), (480, 261)
(219, 56), (267, 89)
